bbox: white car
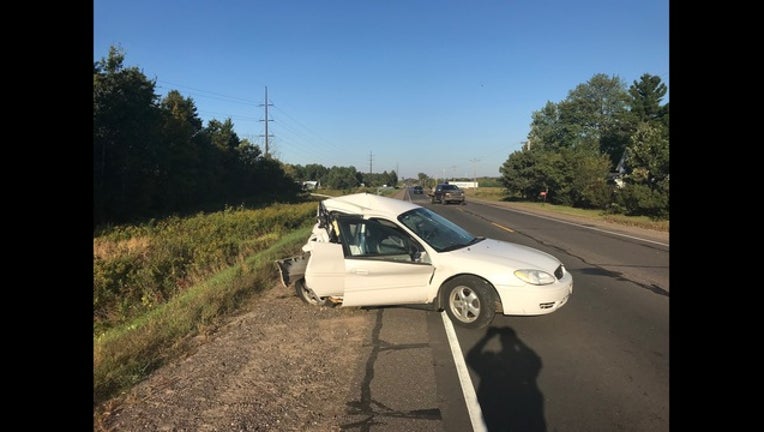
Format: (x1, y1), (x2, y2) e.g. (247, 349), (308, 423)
(276, 193), (573, 328)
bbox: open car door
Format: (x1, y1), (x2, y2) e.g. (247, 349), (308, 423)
(334, 215), (434, 307)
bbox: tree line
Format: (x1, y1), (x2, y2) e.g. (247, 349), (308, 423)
(500, 73), (669, 218)
(94, 46), (404, 229)
(284, 164), (398, 190)
(94, 46), (304, 228)
(95, 45), (668, 228)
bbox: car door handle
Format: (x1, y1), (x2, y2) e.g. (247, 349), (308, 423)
(353, 269), (369, 275)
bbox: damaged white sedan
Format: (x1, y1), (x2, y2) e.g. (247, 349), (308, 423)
(276, 193), (572, 329)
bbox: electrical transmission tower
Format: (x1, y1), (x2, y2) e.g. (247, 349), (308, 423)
(259, 86), (274, 157)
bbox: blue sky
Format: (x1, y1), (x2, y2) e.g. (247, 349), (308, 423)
(93, 0), (669, 179)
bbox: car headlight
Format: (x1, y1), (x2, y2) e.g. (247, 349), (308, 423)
(514, 269), (556, 285)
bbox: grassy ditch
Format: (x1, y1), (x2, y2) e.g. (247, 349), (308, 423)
(93, 202), (317, 406)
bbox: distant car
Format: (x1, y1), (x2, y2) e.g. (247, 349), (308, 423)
(276, 193), (573, 328)
(413, 186), (424, 194)
(431, 183), (465, 205)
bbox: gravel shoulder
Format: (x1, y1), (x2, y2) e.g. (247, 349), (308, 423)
(96, 285), (377, 431)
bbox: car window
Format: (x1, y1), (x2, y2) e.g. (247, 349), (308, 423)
(398, 207), (480, 252)
(336, 216), (428, 263)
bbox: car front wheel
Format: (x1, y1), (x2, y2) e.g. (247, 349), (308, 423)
(295, 278), (326, 306)
(441, 276), (496, 329)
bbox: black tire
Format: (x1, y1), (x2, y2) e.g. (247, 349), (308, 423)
(441, 276), (496, 329)
(295, 278), (326, 306)
(431, 196), (437, 204)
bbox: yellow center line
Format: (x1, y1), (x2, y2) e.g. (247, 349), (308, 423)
(491, 222), (514, 233)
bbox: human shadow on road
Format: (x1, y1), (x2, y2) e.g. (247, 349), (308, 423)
(466, 326), (546, 432)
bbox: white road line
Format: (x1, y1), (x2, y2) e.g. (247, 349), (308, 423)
(441, 312), (487, 432)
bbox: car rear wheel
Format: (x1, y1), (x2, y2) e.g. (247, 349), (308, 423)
(442, 276), (496, 329)
(295, 278), (326, 306)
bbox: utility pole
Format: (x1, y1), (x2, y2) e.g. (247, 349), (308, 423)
(369, 151), (373, 175)
(259, 86), (274, 157)
(470, 158), (480, 185)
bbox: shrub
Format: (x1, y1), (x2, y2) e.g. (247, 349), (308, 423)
(93, 202), (316, 334)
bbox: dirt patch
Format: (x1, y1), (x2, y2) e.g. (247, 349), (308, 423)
(95, 285), (376, 431)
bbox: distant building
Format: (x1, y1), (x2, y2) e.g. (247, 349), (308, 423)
(448, 181), (479, 189)
(608, 152), (627, 189)
(302, 181), (320, 190)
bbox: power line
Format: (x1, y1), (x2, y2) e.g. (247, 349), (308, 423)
(270, 104), (347, 156)
(156, 80), (258, 106)
(153, 79), (362, 169)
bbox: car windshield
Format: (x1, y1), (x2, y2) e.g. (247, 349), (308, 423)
(398, 207), (483, 252)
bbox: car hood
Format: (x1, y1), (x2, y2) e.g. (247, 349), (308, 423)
(449, 238), (561, 273)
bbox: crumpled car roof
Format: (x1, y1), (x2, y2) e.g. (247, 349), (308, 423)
(321, 193), (419, 218)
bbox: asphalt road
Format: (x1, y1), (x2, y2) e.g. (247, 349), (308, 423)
(347, 189), (669, 432)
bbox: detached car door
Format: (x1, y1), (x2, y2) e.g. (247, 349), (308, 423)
(335, 216), (434, 307)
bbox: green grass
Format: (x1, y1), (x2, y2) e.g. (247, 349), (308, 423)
(94, 202), (317, 334)
(467, 186), (509, 202)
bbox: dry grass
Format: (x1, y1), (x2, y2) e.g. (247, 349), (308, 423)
(93, 236), (151, 260)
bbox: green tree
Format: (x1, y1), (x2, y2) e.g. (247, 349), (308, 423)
(381, 170), (398, 187)
(511, 73), (656, 210)
(560, 74), (632, 167)
(527, 101), (565, 151)
(527, 74), (633, 170)
(236, 139), (263, 167)
(202, 118), (242, 201)
(156, 90), (206, 211)
(93, 45), (302, 226)
(500, 150), (546, 200)
(325, 166), (361, 190)
(94, 45), (163, 226)
(557, 148), (612, 208)
(613, 122), (669, 217)
(303, 163), (329, 184)
(207, 118), (241, 151)
(629, 73), (668, 123)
